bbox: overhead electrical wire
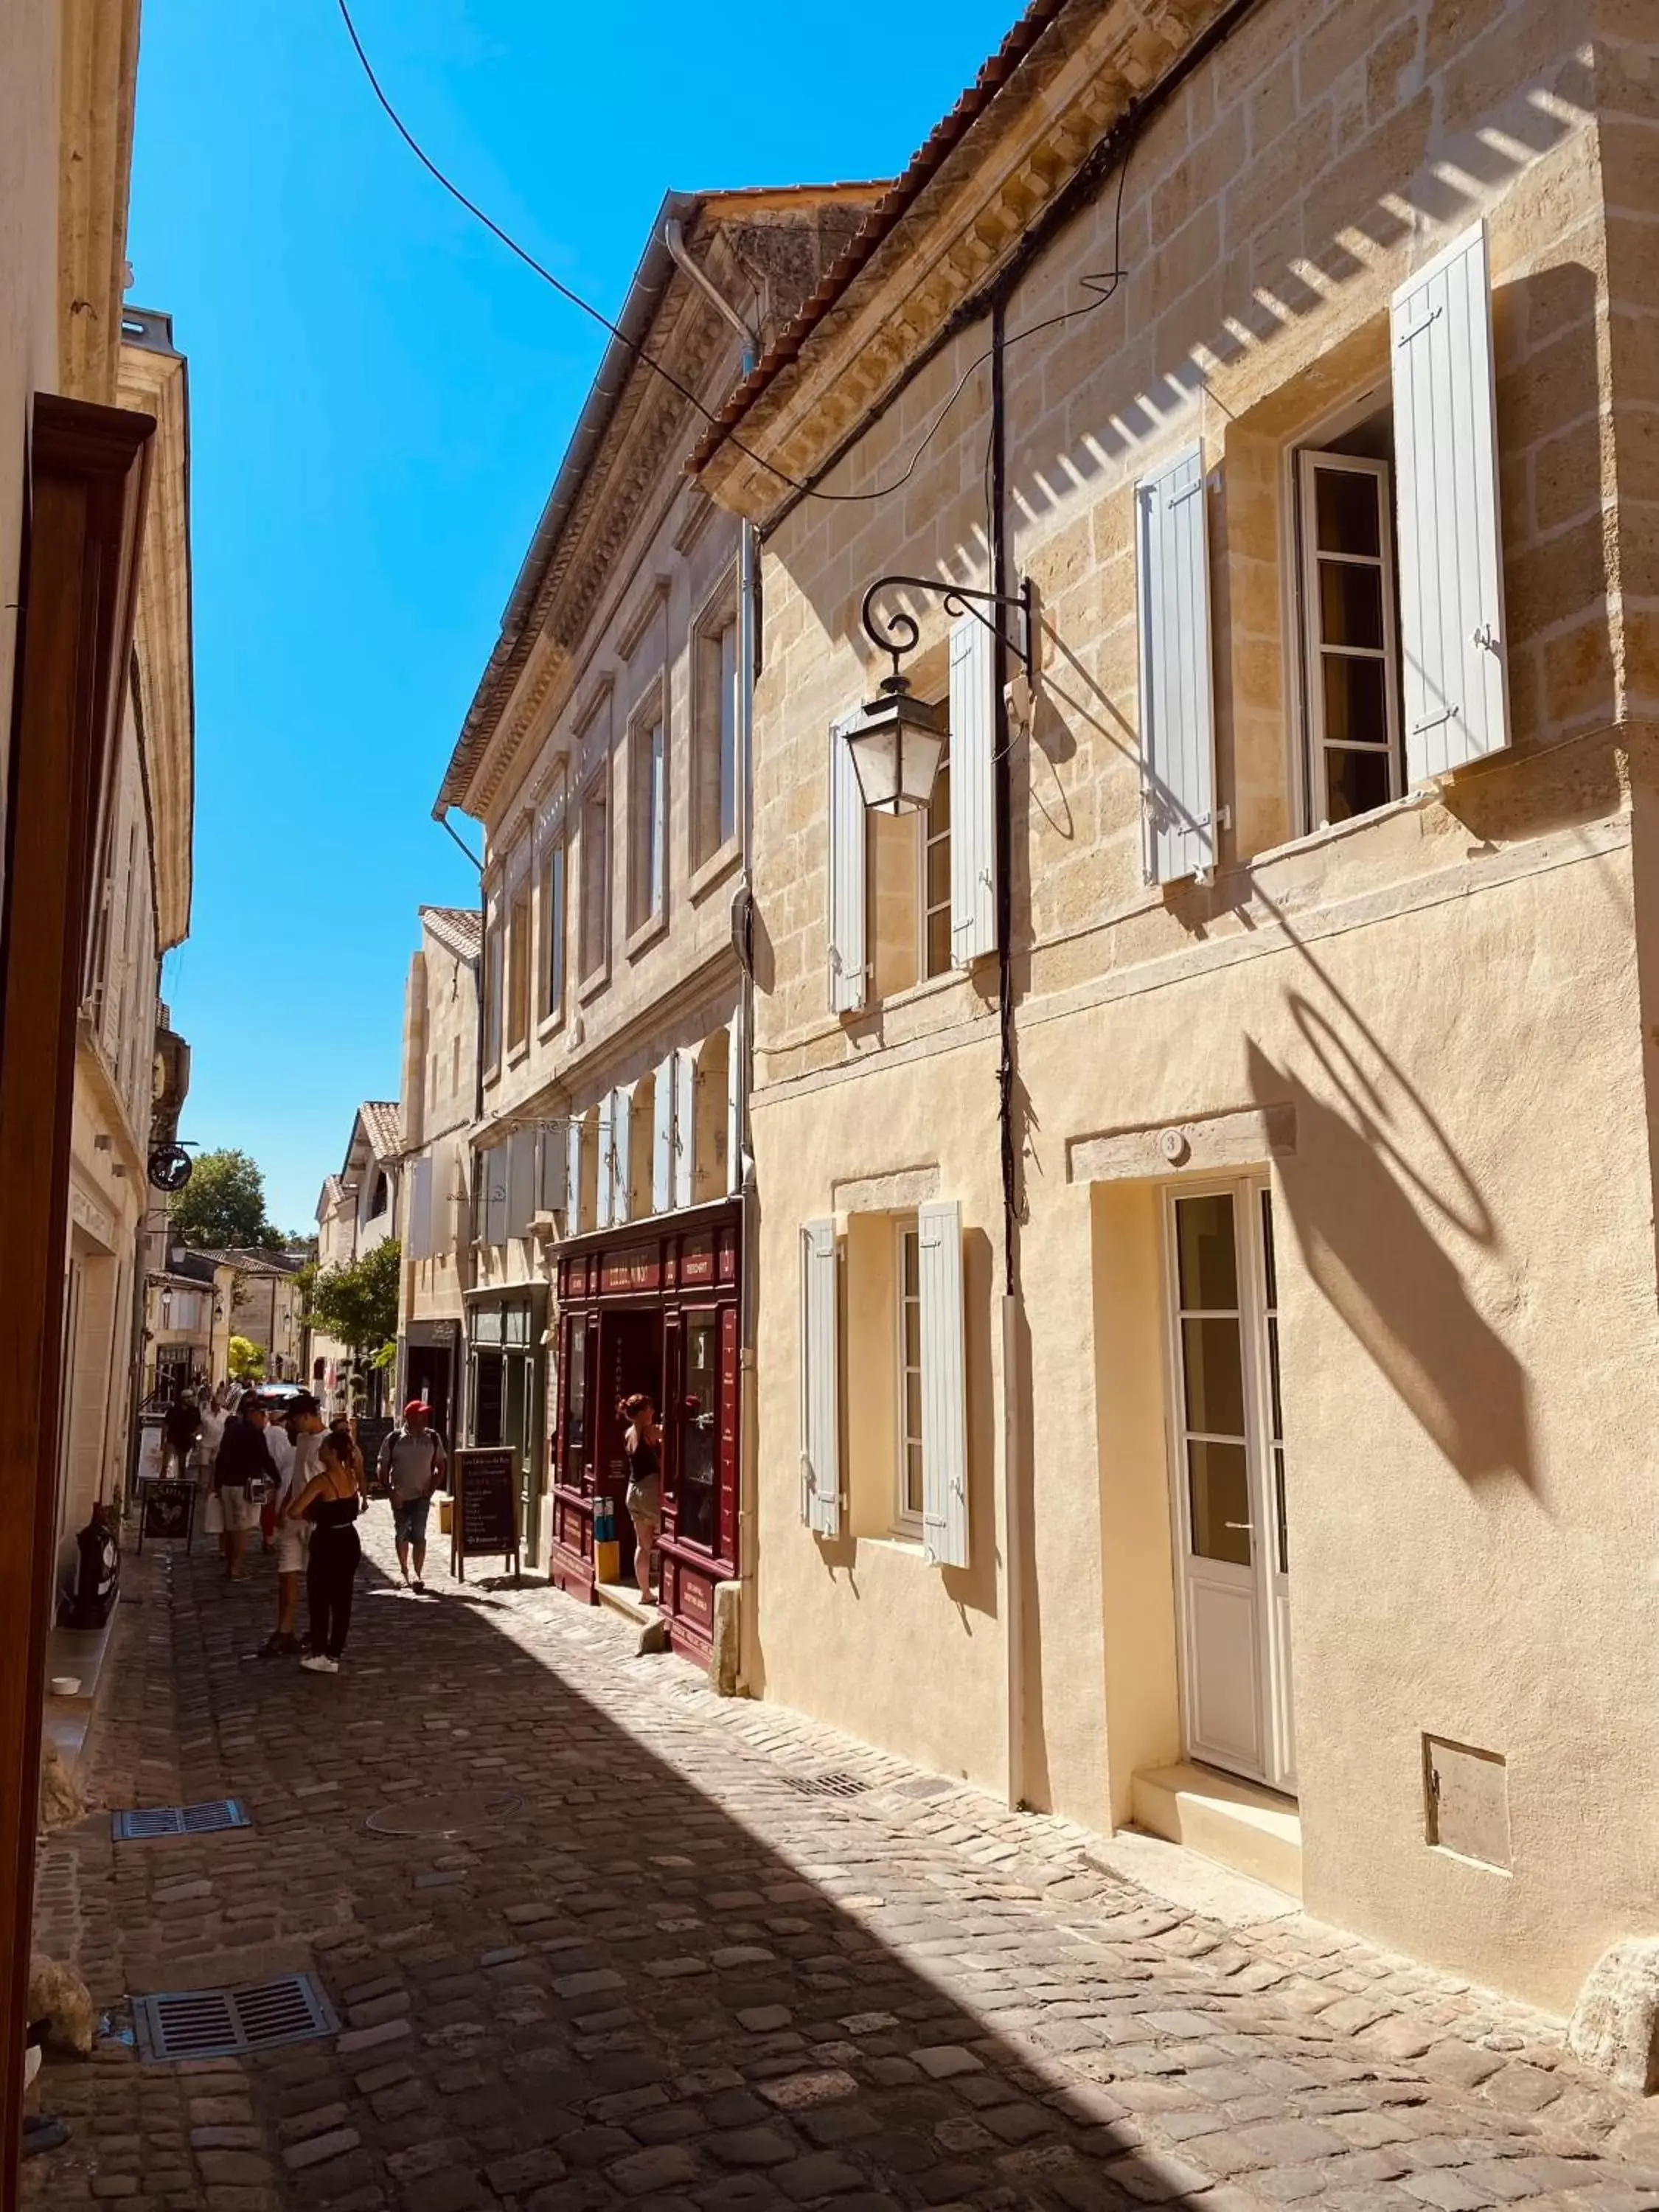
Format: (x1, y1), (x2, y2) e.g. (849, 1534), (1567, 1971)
(335, 0), (1135, 511)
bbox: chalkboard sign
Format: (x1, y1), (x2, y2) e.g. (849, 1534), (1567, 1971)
(139, 1481), (196, 1551)
(357, 1417), (394, 1494)
(451, 1447), (518, 1582)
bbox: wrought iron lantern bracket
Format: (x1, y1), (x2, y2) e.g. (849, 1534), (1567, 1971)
(859, 573), (1035, 684)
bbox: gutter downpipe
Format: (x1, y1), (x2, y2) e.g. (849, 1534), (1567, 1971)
(664, 218), (762, 1695)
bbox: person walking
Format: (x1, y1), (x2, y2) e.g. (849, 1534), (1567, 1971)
(620, 1393), (661, 1601)
(159, 1390), (201, 1481)
(209, 1396), (276, 1581)
(287, 1431), (364, 1673)
(261, 1394), (323, 1659)
(377, 1401), (446, 1591)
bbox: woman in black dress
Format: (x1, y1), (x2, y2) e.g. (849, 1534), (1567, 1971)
(286, 1432), (363, 1674)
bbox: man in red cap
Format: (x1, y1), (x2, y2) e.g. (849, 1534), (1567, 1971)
(376, 1399), (448, 1591)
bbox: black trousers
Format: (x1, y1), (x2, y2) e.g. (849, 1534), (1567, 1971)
(307, 1526), (361, 1658)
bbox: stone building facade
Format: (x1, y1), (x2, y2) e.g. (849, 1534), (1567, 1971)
(397, 904), (481, 1446)
(436, 184), (880, 1644)
(692, 0), (1659, 2012)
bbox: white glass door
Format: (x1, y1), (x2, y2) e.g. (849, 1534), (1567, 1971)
(1166, 1182), (1294, 1793)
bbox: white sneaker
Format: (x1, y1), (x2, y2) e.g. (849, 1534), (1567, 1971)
(299, 1654), (338, 1674)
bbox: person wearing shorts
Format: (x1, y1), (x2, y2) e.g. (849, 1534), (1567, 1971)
(261, 1395), (323, 1658)
(210, 1398), (276, 1581)
(377, 1402), (446, 1591)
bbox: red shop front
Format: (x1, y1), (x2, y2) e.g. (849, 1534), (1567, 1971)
(549, 1197), (740, 1663)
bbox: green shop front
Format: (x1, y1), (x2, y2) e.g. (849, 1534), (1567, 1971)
(463, 1283), (547, 1565)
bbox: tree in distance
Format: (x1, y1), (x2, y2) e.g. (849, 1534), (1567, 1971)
(226, 1335), (266, 1382)
(169, 1148), (279, 1251)
(307, 1239), (401, 1364)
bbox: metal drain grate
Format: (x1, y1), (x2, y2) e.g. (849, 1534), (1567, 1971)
(133, 1973), (337, 2062)
(782, 1772), (869, 1801)
(112, 1799), (248, 1842)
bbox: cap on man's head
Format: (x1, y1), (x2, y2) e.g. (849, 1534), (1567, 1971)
(288, 1393), (319, 1419)
(404, 1399), (431, 1419)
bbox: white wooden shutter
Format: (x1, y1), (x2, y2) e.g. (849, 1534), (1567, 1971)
(1135, 442), (1217, 884)
(408, 1156), (432, 1261)
(538, 1124), (560, 1212)
(484, 1147), (509, 1247)
(611, 1085), (633, 1225)
(652, 1057), (673, 1215)
(565, 1118), (582, 1229)
(918, 1198), (969, 1568)
(948, 615), (996, 963)
(799, 1219), (841, 1537)
(1391, 220), (1509, 779)
(507, 1128), (535, 1237)
(827, 710), (866, 1012)
(726, 1012), (741, 1196)
(596, 1096), (614, 1230)
(672, 1050), (695, 1210)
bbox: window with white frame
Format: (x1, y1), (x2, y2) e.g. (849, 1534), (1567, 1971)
(630, 704), (667, 933)
(694, 594), (739, 867)
(483, 914), (504, 1071)
(920, 734), (952, 980)
(866, 714), (950, 1000)
(1295, 403), (1403, 828)
(896, 1220), (925, 1532)
(506, 875), (531, 1053)
(540, 814), (566, 1024)
(578, 771), (608, 981)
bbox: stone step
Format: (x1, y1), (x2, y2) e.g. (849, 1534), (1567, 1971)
(1130, 1761), (1303, 1900)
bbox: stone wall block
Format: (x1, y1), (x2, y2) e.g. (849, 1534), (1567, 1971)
(1568, 1938), (1659, 2094)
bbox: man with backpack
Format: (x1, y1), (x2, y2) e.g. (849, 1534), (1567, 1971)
(376, 1400), (447, 1592)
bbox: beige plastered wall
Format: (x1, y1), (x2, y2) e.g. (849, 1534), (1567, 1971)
(740, 0), (1659, 2010)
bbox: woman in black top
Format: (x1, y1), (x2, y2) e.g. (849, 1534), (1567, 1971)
(286, 1433), (362, 1674)
(621, 1393), (662, 1600)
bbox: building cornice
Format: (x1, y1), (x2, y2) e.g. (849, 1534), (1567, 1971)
(118, 335), (194, 950)
(58, 0), (142, 406)
(694, 0), (1225, 523)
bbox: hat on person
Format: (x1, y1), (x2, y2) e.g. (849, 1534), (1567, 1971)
(403, 1399), (431, 1418)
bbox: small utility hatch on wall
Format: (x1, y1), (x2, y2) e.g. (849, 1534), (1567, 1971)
(1423, 1735), (1511, 1871)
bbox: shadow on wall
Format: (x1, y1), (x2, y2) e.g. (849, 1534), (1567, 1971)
(1245, 982), (1534, 1492)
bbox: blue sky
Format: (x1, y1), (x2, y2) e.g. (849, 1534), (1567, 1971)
(130, 0), (1017, 1236)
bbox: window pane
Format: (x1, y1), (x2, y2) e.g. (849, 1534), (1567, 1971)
(1274, 1444), (1288, 1575)
(904, 1367), (922, 1448)
(1181, 1317), (1246, 1437)
(1175, 1193), (1237, 1312)
(1188, 1439), (1251, 1565)
(474, 1353), (504, 1445)
(1259, 1189), (1277, 1307)
(1326, 745), (1392, 822)
(1314, 467), (1382, 557)
(928, 751), (951, 839)
(926, 835), (950, 908)
(905, 1440), (925, 1517)
(926, 907), (952, 978)
(902, 1228), (919, 1299)
(1266, 1315), (1284, 1444)
(1321, 655), (1389, 747)
(718, 622), (738, 849)
(1318, 559), (1385, 650)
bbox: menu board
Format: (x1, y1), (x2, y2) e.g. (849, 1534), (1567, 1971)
(357, 1417), (394, 1494)
(139, 1481), (196, 1551)
(451, 1447), (518, 1582)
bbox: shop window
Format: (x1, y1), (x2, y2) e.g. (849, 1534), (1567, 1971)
(693, 592), (739, 867)
(473, 1352), (504, 1446)
(563, 1315), (588, 1474)
(678, 1310), (718, 1548)
(1294, 403), (1404, 828)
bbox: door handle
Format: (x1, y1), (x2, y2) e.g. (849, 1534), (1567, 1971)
(1224, 1521), (1253, 1531)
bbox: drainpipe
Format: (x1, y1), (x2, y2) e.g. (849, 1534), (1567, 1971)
(663, 218), (762, 1692)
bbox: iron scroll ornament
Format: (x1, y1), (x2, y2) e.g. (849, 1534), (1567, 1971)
(148, 1145), (194, 1194)
(859, 574), (1035, 683)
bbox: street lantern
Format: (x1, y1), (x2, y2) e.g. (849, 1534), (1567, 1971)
(846, 676), (947, 817)
(852, 571), (1037, 818)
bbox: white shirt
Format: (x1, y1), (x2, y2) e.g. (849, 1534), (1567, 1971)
(265, 1427), (296, 1489)
(279, 1430), (321, 1514)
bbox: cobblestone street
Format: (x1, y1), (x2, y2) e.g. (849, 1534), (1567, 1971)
(26, 1517), (1659, 2212)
